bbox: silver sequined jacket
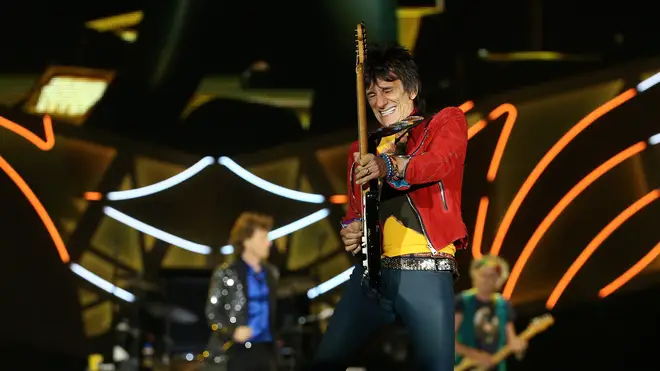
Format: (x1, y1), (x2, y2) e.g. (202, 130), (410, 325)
(205, 265), (248, 338)
(205, 261), (279, 359)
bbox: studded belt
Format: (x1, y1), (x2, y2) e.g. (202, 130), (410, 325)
(381, 255), (457, 273)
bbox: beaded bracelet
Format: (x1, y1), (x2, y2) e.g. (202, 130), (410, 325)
(378, 153), (399, 180)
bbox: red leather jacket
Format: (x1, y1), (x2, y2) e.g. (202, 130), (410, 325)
(341, 106), (469, 253)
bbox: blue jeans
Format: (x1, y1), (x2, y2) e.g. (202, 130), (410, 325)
(313, 263), (455, 371)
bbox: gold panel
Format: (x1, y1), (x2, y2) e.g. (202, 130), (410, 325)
(316, 144), (350, 195)
(397, 7), (442, 52)
(247, 157), (300, 189)
(54, 137), (116, 243)
(91, 175), (143, 272)
(135, 157), (186, 188)
(91, 213), (143, 273)
(161, 245), (208, 268)
(78, 288), (99, 307)
(144, 234), (157, 253)
(316, 253), (351, 283)
(85, 11), (143, 32)
(182, 94), (215, 119)
(249, 157), (300, 250)
(274, 236), (288, 254)
(287, 176), (341, 271)
(79, 249), (130, 284)
(82, 301), (113, 338)
(641, 70), (660, 82)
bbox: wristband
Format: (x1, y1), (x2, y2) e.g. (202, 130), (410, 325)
(340, 218), (362, 229)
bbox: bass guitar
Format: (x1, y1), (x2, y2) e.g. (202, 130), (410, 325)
(455, 313), (555, 371)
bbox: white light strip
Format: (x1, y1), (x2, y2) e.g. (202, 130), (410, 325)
(107, 156), (215, 201)
(307, 266), (355, 299)
(269, 208), (330, 240)
(220, 208), (331, 255)
(104, 206), (212, 254)
(70, 263), (136, 302)
(637, 72), (660, 93)
(218, 156), (325, 204)
(649, 133), (660, 146)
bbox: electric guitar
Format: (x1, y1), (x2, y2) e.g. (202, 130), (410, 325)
(354, 23), (427, 289)
(454, 314), (555, 371)
(355, 22), (382, 289)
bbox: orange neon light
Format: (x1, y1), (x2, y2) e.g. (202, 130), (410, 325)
(0, 114), (70, 263)
(467, 120), (487, 140)
(599, 239), (660, 298)
(459, 100), (475, 113)
(466, 103), (517, 258)
(0, 114), (55, 151)
(486, 104), (518, 182)
(546, 188), (659, 308)
(329, 194), (348, 204)
(84, 191), (102, 201)
(490, 88), (637, 257)
(502, 142), (646, 299)
(471, 196), (489, 259)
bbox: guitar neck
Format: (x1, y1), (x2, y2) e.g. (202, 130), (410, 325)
(356, 62), (369, 157)
(487, 324), (538, 365)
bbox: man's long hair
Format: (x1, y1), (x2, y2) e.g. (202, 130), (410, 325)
(229, 211), (273, 258)
(364, 43), (426, 115)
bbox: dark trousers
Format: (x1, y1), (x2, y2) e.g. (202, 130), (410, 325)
(227, 342), (275, 371)
(312, 263), (455, 371)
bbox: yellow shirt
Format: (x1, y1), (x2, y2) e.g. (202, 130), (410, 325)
(377, 135), (456, 257)
(382, 216), (456, 257)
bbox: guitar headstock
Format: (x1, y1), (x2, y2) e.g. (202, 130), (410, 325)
(528, 314), (555, 335)
(355, 22), (367, 67)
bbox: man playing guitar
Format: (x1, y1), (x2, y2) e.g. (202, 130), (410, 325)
(312, 41), (469, 370)
(455, 256), (527, 371)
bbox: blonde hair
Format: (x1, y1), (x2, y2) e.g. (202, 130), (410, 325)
(470, 255), (510, 288)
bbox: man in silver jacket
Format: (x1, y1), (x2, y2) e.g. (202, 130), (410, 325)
(205, 212), (279, 371)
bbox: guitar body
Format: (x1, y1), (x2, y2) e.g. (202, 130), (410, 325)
(361, 118), (424, 288)
(362, 177), (382, 288)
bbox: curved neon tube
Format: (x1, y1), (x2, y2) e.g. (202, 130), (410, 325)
(599, 240), (660, 298)
(307, 266), (354, 299)
(0, 114), (69, 262)
(103, 206), (212, 254)
(637, 71), (660, 92)
(218, 156), (325, 204)
(546, 188), (659, 308)
(502, 142), (646, 299)
(107, 156), (215, 201)
(489, 89), (636, 257)
(649, 133), (660, 146)
(70, 263), (135, 302)
(221, 208), (330, 255)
